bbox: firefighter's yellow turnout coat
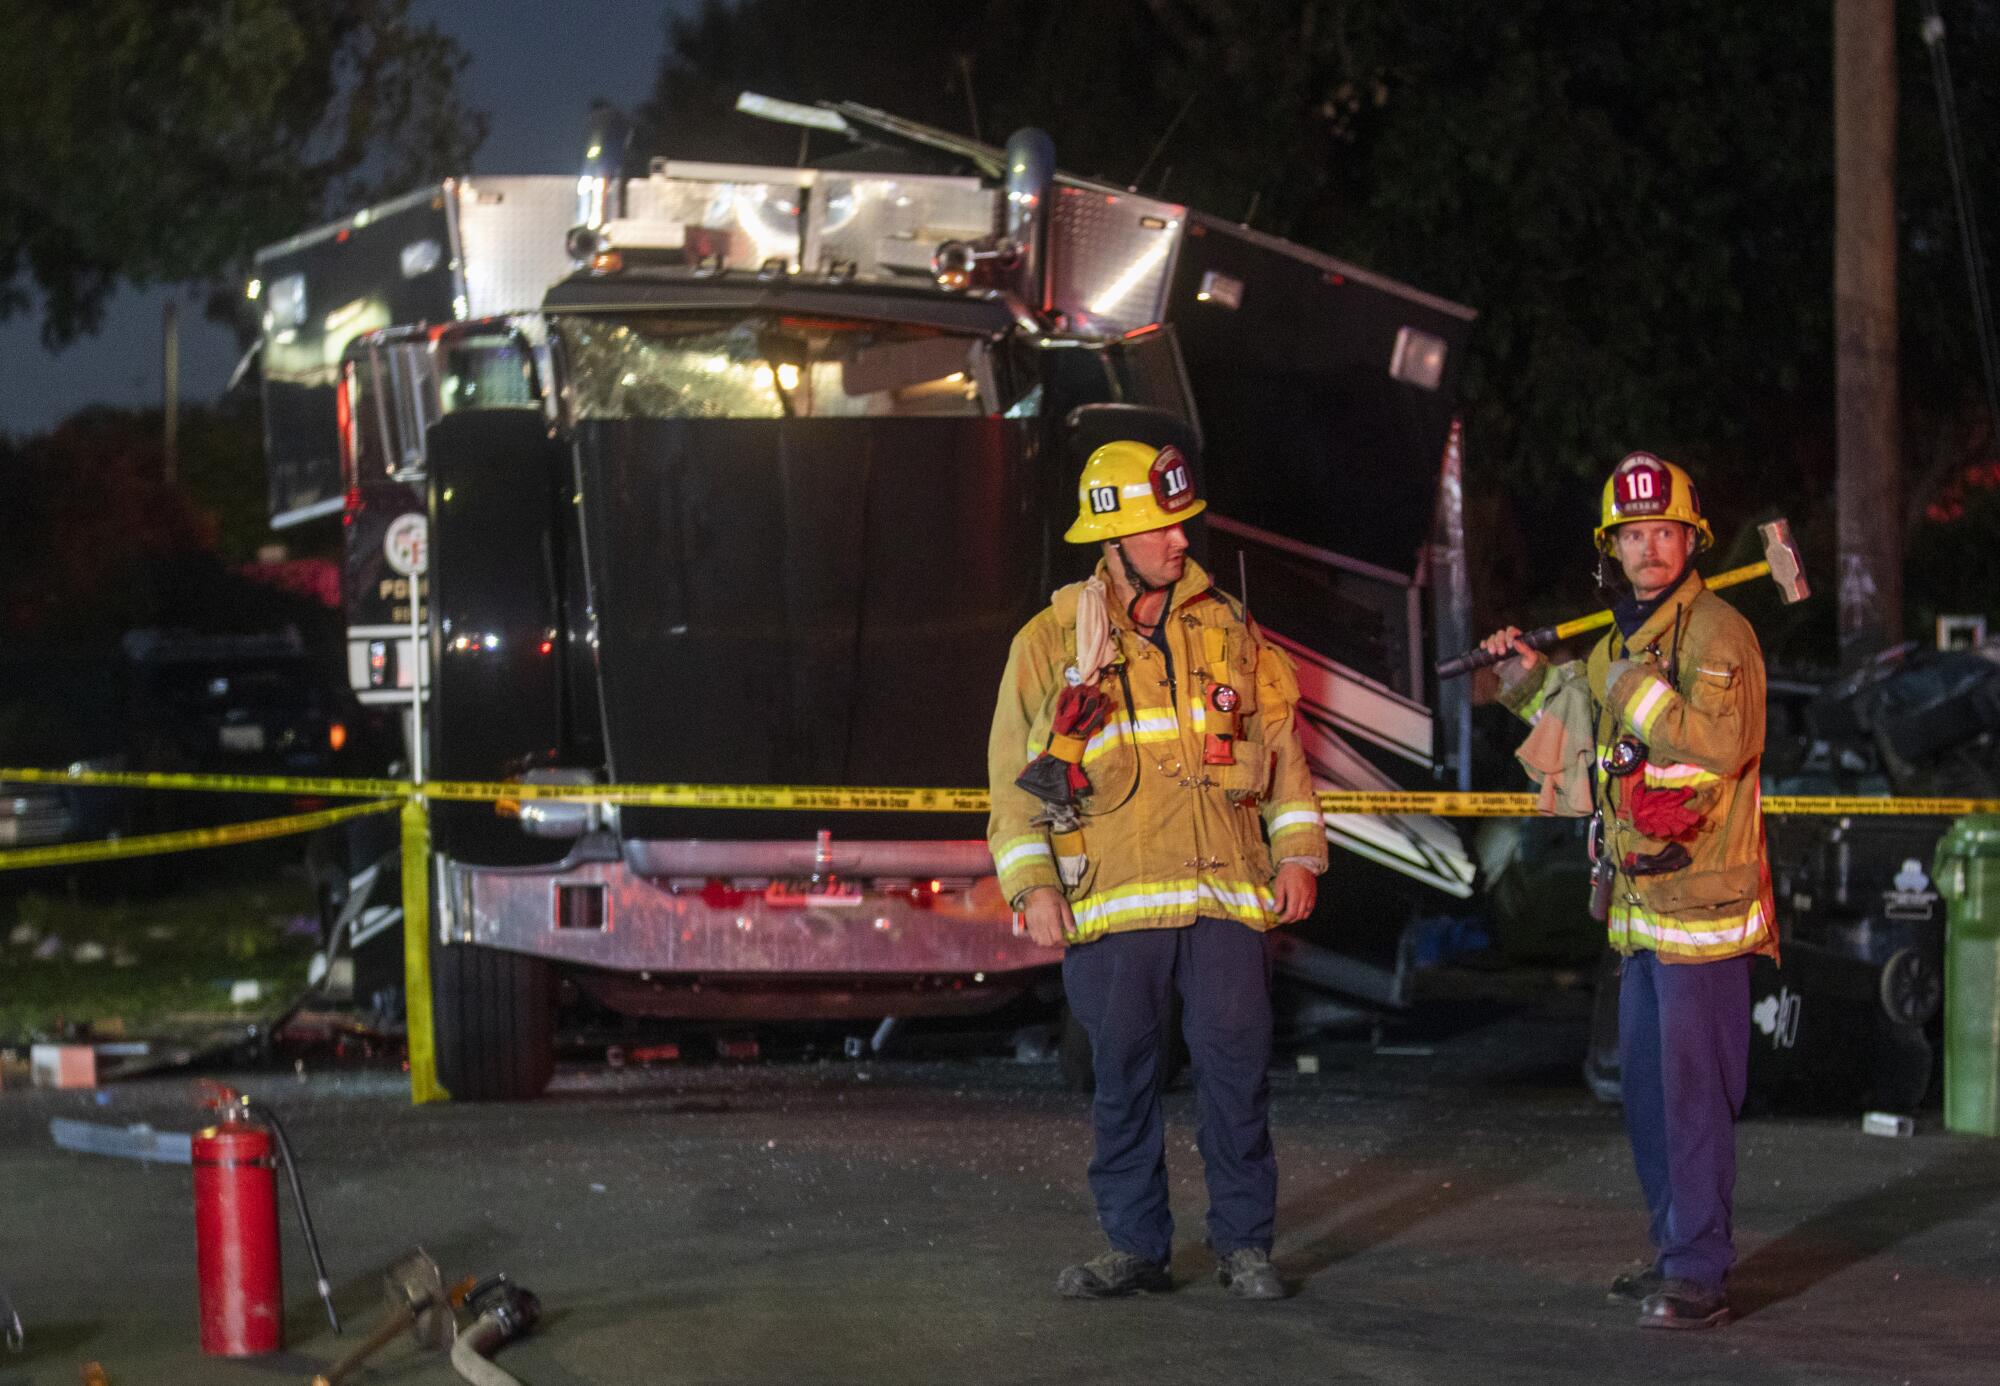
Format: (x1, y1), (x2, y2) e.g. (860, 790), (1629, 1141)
(1498, 570), (1778, 963)
(987, 558), (1328, 941)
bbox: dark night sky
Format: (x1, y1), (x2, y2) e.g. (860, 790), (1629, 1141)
(0, 0), (702, 440)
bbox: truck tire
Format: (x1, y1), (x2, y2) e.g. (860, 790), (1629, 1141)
(430, 933), (556, 1101)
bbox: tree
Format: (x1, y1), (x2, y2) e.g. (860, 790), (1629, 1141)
(0, 0), (487, 347)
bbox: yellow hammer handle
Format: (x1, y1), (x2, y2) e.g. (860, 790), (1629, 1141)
(1550, 560), (1772, 642)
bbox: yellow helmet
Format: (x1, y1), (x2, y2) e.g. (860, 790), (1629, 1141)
(1594, 451), (1714, 554)
(1063, 440), (1205, 544)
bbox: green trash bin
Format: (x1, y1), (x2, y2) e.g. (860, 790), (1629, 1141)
(1934, 816), (2000, 1136)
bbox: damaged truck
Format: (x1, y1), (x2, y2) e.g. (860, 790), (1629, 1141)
(255, 97), (1477, 1098)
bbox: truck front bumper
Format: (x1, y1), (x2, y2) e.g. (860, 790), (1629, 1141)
(445, 850), (1060, 978)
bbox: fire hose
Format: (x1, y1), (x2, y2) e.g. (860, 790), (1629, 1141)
(449, 1277), (542, 1386)
(311, 1251), (540, 1386)
(245, 1097), (340, 1334)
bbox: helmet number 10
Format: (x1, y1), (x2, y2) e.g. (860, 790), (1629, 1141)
(1614, 456), (1670, 515)
(1148, 444), (1196, 513)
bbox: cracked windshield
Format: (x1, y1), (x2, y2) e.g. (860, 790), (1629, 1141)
(554, 315), (1007, 420)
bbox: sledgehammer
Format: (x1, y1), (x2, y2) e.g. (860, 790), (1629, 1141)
(1437, 518), (1810, 679)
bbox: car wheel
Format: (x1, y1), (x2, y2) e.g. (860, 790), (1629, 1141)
(1879, 946), (1943, 1028)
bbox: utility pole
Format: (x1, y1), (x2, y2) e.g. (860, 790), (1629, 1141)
(1834, 0), (1903, 663)
(162, 298), (180, 485)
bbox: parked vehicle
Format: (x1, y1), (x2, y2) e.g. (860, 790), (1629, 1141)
(120, 628), (393, 779)
(254, 98), (1479, 1097)
(0, 782), (73, 850)
(0, 634), (392, 876)
(0, 651), (144, 878)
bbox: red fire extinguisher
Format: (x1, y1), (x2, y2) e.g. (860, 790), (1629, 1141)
(194, 1096), (282, 1355)
(192, 1085), (341, 1356)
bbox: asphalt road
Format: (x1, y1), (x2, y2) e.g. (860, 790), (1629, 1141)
(3, 994), (1996, 1386)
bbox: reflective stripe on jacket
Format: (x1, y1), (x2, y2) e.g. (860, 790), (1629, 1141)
(1499, 570), (1778, 963)
(986, 557), (1327, 940)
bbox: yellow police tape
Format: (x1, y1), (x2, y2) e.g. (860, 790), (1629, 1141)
(6, 765), (2000, 819)
(399, 795), (447, 1105)
(0, 765), (411, 798)
(0, 798), (402, 872)
(5, 763), (1994, 1112)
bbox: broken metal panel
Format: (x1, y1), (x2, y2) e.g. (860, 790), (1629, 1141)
(1270, 629), (1434, 770)
(1267, 932), (1408, 1009)
(50, 1118), (193, 1165)
(1294, 716), (1476, 899)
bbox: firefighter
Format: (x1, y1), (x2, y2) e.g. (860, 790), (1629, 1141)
(987, 439), (1327, 1301)
(1481, 452), (1776, 1330)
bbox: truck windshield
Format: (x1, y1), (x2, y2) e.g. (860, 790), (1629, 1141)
(552, 314), (1007, 421)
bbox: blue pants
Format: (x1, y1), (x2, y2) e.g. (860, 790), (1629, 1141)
(1061, 917), (1275, 1264)
(1618, 949), (1751, 1291)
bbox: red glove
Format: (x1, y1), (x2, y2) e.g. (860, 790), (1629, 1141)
(1016, 684), (1112, 804)
(1627, 780), (1701, 840)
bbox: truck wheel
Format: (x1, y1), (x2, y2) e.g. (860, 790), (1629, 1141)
(430, 933), (556, 1101)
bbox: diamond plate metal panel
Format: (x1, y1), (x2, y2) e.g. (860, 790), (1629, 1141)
(451, 177), (582, 318)
(1048, 185), (1186, 336)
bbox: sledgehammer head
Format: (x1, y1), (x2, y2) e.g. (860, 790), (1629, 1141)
(1758, 519), (1810, 603)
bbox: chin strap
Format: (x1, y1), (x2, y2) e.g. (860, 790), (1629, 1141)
(1110, 540), (1170, 627)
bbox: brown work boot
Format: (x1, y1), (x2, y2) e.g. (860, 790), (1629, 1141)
(1215, 1248), (1285, 1301)
(1637, 1277), (1731, 1330)
(1607, 1260), (1666, 1302)
(1055, 1250), (1172, 1299)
